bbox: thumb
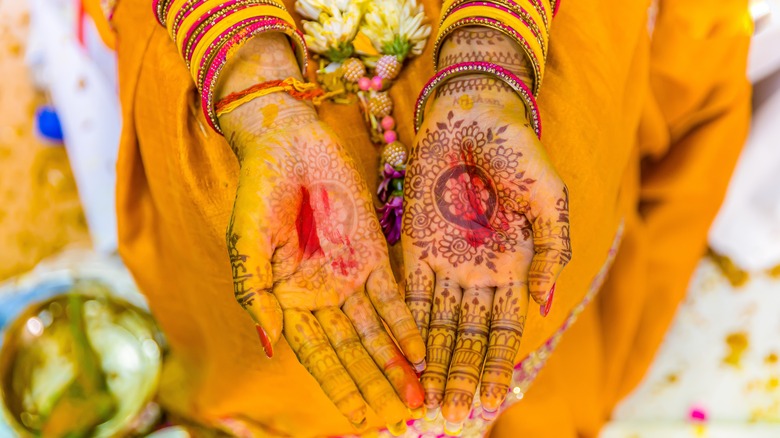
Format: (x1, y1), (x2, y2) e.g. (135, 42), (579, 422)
(526, 185), (572, 315)
(227, 228), (284, 358)
(247, 295), (283, 359)
(227, 161), (288, 357)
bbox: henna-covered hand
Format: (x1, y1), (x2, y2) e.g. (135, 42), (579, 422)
(403, 28), (571, 429)
(216, 34), (426, 431)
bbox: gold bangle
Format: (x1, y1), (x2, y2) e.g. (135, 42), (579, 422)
(415, 61), (541, 137)
(439, 4), (547, 60)
(434, 15), (544, 95)
(189, 6), (296, 79)
(175, 0), (285, 47)
(440, 0), (548, 39)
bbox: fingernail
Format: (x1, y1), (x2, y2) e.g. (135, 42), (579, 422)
(413, 359), (427, 374)
(540, 284), (555, 317)
(410, 406), (425, 419)
(351, 418), (367, 431)
(387, 420), (407, 436)
(444, 420), (463, 436)
(255, 325), (273, 358)
(481, 407), (498, 421)
(424, 406), (440, 421)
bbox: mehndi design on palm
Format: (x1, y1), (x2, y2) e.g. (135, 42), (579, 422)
(403, 87), (571, 427)
(225, 114), (426, 430)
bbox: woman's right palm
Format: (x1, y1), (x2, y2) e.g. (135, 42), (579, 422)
(226, 118), (426, 429)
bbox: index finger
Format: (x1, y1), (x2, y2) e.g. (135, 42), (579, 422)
(367, 265), (427, 370)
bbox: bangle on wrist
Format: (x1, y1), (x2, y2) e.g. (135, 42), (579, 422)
(155, 0), (308, 134)
(200, 19), (307, 133)
(441, 0), (549, 38)
(415, 61), (541, 138)
(434, 16), (543, 96)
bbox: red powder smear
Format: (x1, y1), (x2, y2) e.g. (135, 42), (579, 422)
(317, 186), (346, 245)
(383, 355), (425, 408)
(296, 187), (323, 259)
(331, 256), (359, 276)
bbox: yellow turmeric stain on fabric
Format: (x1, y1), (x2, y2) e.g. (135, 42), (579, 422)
(708, 249), (749, 287)
(261, 104), (278, 128)
(766, 353), (778, 364)
(723, 332), (749, 368)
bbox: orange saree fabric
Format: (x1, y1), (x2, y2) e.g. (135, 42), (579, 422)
(111, 0), (750, 435)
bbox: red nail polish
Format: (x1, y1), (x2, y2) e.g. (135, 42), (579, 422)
(256, 325), (274, 358)
(540, 284), (555, 317)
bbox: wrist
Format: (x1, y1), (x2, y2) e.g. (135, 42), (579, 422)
(436, 27), (535, 91)
(215, 33), (303, 100)
(216, 33), (317, 158)
(221, 94), (317, 160)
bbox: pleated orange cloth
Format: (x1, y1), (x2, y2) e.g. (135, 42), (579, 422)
(109, 0), (751, 435)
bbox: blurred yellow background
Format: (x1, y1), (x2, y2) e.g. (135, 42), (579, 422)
(0, 0), (89, 282)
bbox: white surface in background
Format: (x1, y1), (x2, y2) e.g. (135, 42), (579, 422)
(602, 423), (780, 438)
(611, 259), (780, 424)
(26, 0), (120, 254)
(708, 0), (780, 271)
(709, 70), (780, 271)
(749, 0), (780, 82)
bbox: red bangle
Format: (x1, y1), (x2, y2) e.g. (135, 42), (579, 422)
(415, 61), (541, 138)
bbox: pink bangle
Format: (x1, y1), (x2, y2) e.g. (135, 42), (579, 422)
(433, 16), (542, 96)
(529, 0), (550, 29)
(414, 61), (541, 138)
(552, 0), (560, 16)
(180, 0), (285, 59)
(199, 18), (307, 133)
(448, 1), (547, 57)
(153, 0), (166, 26)
(448, 0), (548, 43)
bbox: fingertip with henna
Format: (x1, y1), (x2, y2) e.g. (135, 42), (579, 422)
(481, 407), (498, 421)
(424, 406), (440, 421)
(387, 420), (407, 436)
(444, 420), (463, 436)
(413, 359), (427, 373)
(540, 283), (555, 317)
(256, 325), (274, 358)
(351, 417), (368, 431)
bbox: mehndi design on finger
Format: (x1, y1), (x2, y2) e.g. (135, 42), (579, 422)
(441, 287), (492, 421)
(480, 282), (527, 411)
(422, 278), (461, 408)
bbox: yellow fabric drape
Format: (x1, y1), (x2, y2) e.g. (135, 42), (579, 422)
(82, 0), (117, 49)
(110, 0), (750, 435)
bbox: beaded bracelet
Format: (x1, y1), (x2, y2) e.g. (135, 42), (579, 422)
(414, 61), (541, 138)
(434, 16), (542, 96)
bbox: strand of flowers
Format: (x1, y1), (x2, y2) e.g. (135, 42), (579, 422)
(295, 0), (432, 245)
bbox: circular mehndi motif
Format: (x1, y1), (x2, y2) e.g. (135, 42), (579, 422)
(433, 164), (498, 230)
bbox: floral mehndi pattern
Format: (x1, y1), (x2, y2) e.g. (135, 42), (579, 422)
(403, 112), (535, 271)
